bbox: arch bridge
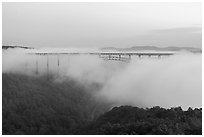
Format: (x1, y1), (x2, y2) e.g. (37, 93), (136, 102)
(26, 52), (174, 78)
(30, 52), (174, 61)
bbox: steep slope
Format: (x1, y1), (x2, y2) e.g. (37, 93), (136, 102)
(2, 73), (110, 135)
(2, 74), (202, 135)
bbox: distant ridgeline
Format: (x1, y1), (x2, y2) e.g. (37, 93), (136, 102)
(2, 45), (34, 50)
(101, 46), (202, 53)
(2, 45), (202, 53)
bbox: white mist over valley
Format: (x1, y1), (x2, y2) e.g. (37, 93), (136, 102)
(2, 46), (202, 110)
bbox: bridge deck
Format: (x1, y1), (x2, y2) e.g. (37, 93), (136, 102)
(28, 52), (174, 56)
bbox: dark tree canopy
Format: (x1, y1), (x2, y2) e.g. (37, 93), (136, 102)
(2, 74), (202, 135)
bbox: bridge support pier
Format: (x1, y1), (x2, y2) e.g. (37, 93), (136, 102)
(128, 54), (131, 59)
(109, 55), (111, 60)
(36, 60), (38, 75)
(25, 62), (28, 74)
(57, 55), (60, 75)
(47, 55), (49, 80)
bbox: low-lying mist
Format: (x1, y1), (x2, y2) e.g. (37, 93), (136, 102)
(2, 49), (202, 110)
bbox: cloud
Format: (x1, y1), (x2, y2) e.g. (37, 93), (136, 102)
(2, 49), (202, 110)
(151, 27), (202, 34)
(98, 54), (201, 110)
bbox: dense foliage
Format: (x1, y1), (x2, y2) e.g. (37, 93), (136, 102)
(2, 73), (109, 135)
(2, 74), (202, 135)
(82, 106), (202, 135)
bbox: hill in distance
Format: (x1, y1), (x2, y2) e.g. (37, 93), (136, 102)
(2, 45), (34, 50)
(2, 45), (202, 53)
(101, 46), (202, 53)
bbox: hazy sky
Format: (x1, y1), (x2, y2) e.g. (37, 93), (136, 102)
(2, 2), (202, 48)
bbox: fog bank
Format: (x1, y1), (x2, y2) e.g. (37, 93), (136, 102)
(98, 54), (201, 109)
(2, 49), (202, 110)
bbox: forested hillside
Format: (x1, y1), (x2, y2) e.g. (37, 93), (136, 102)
(81, 106), (202, 135)
(2, 74), (202, 135)
(2, 73), (110, 134)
